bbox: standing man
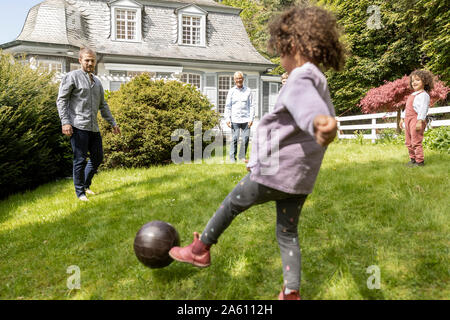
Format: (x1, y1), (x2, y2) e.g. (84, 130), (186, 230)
(225, 71), (255, 162)
(57, 48), (120, 201)
(281, 72), (289, 86)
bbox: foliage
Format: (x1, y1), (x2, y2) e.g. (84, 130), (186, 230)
(0, 51), (72, 199)
(423, 126), (450, 153)
(370, 126), (449, 153)
(409, 0), (450, 84)
(359, 75), (450, 114)
(375, 129), (405, 145)
(358, 74), (449, 131)
(353, 130), (365, 145)
(317, 0), (450, 115)
(220, 1), (449, 114)
(99, 74), (220, 168)
(221, 0), (296, 74)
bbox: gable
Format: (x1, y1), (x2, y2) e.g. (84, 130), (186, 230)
(175, 4), (208, 15)
(109, 0), (143, 9)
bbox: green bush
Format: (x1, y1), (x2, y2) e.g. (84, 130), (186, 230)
(0, 52), (72, 199)
(376, 129), (405, 145)
(423, 126), (450, 153)
(375, 126), (449, 153)
(99, 74), (220, 168)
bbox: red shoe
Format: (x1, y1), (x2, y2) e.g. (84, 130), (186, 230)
(169, 232), (211, 268)
(278, 286), (301, 300)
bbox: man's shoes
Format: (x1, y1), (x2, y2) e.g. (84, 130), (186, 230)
(85, 189), (96, 195)
(278, 286), (301, 300)
(414, 161), (425, 167)
(169, 232), (211, 268)
(405, 159), (416, 167)
(78, 195), (89, 202)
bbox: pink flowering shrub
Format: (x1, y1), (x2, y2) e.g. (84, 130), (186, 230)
(359, 75), (449, 114)
(359, 75), (449, 132)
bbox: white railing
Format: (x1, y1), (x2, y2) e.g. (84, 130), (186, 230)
(53, 72), (180, 83)
(337, 106), (450, 142)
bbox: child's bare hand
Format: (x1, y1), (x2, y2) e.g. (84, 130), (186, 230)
(415, 120), (423, 131)
(314, 115), (337, 147)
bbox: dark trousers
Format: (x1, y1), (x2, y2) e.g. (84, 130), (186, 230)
(70, 127), (104, 198)
(201, 174), (308, 290)
(230, 122), (250, 161)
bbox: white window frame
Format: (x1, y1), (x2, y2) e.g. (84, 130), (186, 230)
(37, 60), (63, 74)
(181, 15), (202, 46)
(177, 5), (207, 47)
(111, 0), (142, 42)
(109, 70), (128, 91)
(269, 83), (279, 113)
(180, 72), (202, 90)
(109, 70), (147, 91)
(70, 63), (81, 72)
(217, 75), (234, 115)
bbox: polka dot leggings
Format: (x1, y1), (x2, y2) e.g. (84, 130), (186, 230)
(200, 173), (307, 291)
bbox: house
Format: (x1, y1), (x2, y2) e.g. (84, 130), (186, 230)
(0, 0), (282, 133)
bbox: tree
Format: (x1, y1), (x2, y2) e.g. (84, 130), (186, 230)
(0, 51), (72, 198)
(359, 75), (449, 132)
(218, 0), (449, 115)
(220, 0), (295, 74)
(316, 0), (449, 115)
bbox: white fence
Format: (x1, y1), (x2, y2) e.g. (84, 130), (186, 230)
(337, 106), (450, 143)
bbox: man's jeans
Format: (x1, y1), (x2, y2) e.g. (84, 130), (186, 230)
(230, 122), (250, 161)
(70, 127), (104, 198)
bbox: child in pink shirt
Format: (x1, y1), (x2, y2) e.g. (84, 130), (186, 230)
(170, 6), (346, 300)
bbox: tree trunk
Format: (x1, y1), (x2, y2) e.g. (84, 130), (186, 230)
(396, 108), (402, 133)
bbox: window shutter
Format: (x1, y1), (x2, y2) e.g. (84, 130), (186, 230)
(247, 76), (259, 117)
(204, 73), (217, 108)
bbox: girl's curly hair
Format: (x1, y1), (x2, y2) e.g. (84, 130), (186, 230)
(410, 69), (435, 92)
(268, 6), (346, 71)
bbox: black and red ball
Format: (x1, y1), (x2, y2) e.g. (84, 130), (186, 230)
(134, 221), (180, 269)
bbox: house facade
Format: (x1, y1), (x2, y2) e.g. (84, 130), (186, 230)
(0, 0), (282, 132)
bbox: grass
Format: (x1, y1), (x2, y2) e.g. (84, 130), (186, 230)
(0, 142), (449, 300)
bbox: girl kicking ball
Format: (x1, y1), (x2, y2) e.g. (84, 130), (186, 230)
(170, 5), (346, 300)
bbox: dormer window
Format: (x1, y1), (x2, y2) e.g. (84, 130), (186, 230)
(176, 5), (207, 47)
(182, 16), (201, 45)
(110, 0), (142, 42)
(116, 9), (137, 40)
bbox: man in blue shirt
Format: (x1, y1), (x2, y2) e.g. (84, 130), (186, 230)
(224, 72), (255, 162)
(57, 48), (120, 201)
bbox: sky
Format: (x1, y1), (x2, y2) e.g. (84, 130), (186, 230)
(0, 0), (44, 45)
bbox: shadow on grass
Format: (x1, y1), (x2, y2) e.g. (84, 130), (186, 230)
(0, 150), (448, 299)
(0, 169), (260, 299)
(0, 178), (73, 225)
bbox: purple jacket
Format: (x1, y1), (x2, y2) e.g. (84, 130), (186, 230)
(247, 63), (335, 194)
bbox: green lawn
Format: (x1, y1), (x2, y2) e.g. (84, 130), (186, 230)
(0, 143), (448, 300)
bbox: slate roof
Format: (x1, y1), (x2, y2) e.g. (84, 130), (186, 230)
(13, 0), (272, 66)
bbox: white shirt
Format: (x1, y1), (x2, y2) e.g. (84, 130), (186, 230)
(401, 91), (430, 120)
(224, 86), (255, 123)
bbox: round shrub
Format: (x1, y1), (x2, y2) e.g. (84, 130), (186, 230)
(99, 74), (220, 168)
(0, 52), (72, 199)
